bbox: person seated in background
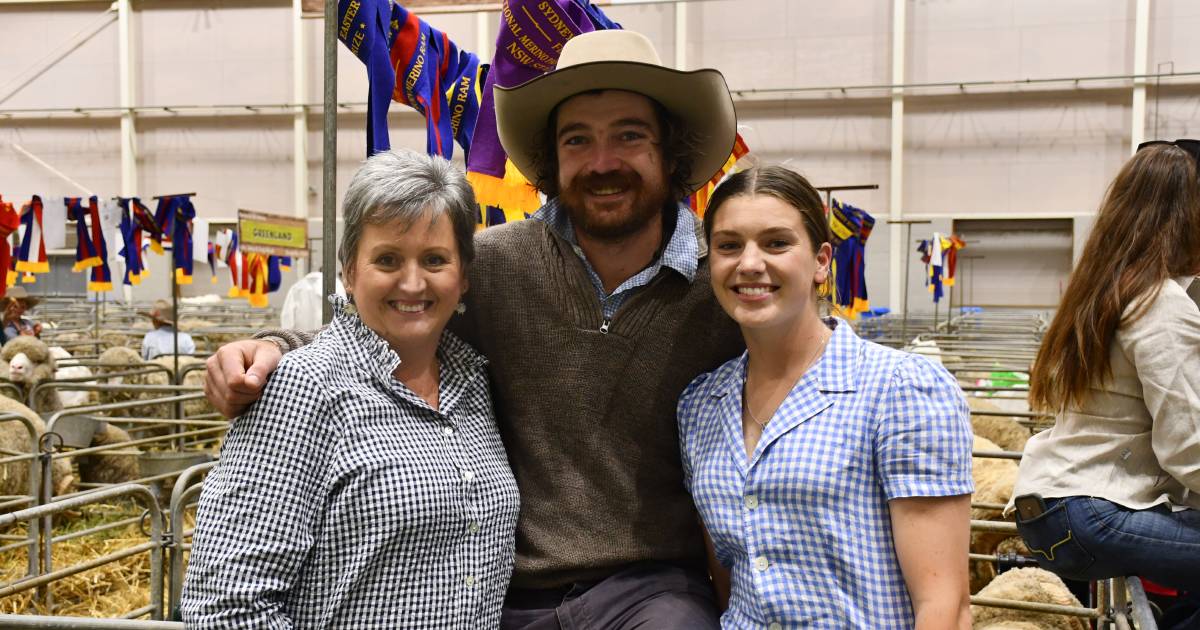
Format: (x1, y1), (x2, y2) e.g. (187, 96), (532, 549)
(139, 300), (196, 360)
(1, 286), (42, 343)
(678, 165), (973, 629)
(1012, 139), (1200, 628)
(181, 149), (519, 628)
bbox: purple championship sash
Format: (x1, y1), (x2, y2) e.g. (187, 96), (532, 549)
(465, 0), (618, 219)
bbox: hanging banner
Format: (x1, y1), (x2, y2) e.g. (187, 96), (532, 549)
(237, 210), (309, 258)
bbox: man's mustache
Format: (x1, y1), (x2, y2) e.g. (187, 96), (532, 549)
(570, 171), (642, 192)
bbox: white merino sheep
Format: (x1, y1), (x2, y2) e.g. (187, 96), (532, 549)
(2, 335), (63, 413)
(977, 623), (1053, 630)
(968, 396), (1032, 452)
(48, 346), (96, 408)
(971, 567), (1088, 630)
(75, 421), (140, 485)
(971, 435), (1020, 593)
(149, 355), (214, 418)
(94, 346), (171, 419)
(0, 395), (76, 500)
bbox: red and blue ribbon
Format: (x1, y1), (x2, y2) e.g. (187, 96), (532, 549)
(0, 198), (18, 297)
(117, 197), (150, 285)
(15, 195), (49, 278)
(830, 199), (875, 317)
(388, 3), (486, 159)
(66, 196), (113, 291)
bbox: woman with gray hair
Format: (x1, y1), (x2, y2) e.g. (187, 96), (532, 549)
(182, 150), (519, 628)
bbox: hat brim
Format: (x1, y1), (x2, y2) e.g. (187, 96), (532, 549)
(495, 60), (737, 195)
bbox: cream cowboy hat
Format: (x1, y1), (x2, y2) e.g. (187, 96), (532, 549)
(2, 286), (41, 308)
(139, 299), (178, 325)
(495, 29), (737, 194)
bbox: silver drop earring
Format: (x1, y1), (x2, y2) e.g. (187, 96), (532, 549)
(455, 302), (467, 315)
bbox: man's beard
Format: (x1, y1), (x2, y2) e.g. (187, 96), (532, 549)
(559, 170), (670, 241)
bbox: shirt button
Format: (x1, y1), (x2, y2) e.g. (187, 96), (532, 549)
(754, 555), (769, 572)
(464, 575), (475, 586)
(461, 470), (475, 482)
(768, 623), (782, 630)
(468, 522), (480, 534)
(745, 494), (759, 509)
(443, 426), (454, 437)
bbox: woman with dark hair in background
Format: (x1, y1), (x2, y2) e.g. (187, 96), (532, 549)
(677, 165), (974, 629)
(1013, 140), (1200, 627)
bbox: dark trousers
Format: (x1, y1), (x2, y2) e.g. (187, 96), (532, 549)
(499, 562), (719, 630)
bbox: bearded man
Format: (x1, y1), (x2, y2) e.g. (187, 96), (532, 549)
(205, 30), (743, 629)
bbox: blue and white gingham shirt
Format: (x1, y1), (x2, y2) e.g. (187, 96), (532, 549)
(183, 295), (520, 629)
(677, 318), (973, 629)
(532, 199), (699, 318)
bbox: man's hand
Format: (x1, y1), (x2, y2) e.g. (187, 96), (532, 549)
(205, 339), (282, 418)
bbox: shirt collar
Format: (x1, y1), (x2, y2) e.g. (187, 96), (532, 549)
(325, 294), (487, 386)
(531, 197), (699, 283)
(708, 317), (861, 399)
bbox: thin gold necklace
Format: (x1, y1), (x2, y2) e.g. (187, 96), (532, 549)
(744, 328), (831, 428)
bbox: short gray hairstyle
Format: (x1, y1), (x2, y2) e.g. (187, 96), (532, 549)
(338, 149), (477, 273)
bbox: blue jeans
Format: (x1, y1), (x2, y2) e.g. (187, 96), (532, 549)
(1015, 496), (1200, 590)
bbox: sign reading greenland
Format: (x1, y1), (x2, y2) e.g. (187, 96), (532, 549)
(237, 210), (309, 258)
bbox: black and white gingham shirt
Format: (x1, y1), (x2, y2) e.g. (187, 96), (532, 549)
(182, 296), (520, 629)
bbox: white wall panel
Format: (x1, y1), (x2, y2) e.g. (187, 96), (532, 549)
(1150, 0), (1200, 71)
(910, 0), (1130, 83)
(137, 116), (293, 218)
(141, 3), (290, 107)
(906, 94), (1128, 217)
(0, 4), (118, 110)
(688, 0), (891, 90)
(1147, 92), (1200, 139)
(0, 121), (120, 199)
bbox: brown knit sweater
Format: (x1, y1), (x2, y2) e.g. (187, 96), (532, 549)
(264, 217), (743, 588)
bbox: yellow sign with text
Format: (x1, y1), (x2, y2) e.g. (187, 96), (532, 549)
(238, 210), (308, 257)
